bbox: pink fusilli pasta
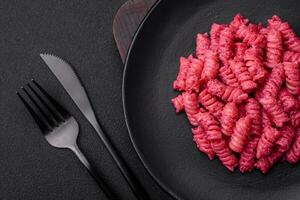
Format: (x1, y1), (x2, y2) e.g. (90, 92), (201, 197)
(277, 125), (295, 153)
(265, 29), (283, 68)
(182, 92), (199, 126)
(207, 79), (248, 103)
(201, 50), (220, 82)
(198, 88), (224, 118)
(244, 46), (267, 82)
(283, 51), (300, 63)
(279, 88), (299, 113)
(245, 98), (262, 136)
(260, 97), (289, 127)
(195, 112), (223, 141)
(185, 57), (204, 92)
(262, 111), (272, 128)
(219, 64), (239, 87)
(220, 102), (239, 136)
(219, 27), (234, 65)
(268, 15), (300, 52)
(283, 62), (300, 95)
(173, 56), (191, 91)
(171, 13), (300, 173)
(196, 33), (210, 60)
(236, 24), (265, 48)
(235, 42), (247, 61)
(171, 95), (184, 113)
(256, 126), (281, 159)
(210, 23), (226, 52)
(239, 136), (260, 173)
(290, 111), (300, 128)
(229, 116), (252, 153)
(260, 63), (285, 98)
(229, 59), (257, 92)
(211, 139), (239, 171)
(229, 13), (249, 32)
(255, 150), (282, 174)
(286, 128), (300, 164)
(192, 126), (215, 160)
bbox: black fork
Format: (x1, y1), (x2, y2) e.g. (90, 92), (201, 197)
(17, 80), (116, 199)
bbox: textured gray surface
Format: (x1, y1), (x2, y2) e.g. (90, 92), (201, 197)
(0, 1), (171, 199)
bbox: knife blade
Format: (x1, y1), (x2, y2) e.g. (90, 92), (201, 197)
(40, 53), (150, 200)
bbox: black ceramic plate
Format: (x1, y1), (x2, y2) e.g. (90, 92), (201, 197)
(123, 0), (300, 199)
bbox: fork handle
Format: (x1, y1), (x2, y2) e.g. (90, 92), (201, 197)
(70, 145), (116, 200)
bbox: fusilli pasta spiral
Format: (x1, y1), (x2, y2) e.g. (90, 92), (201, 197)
(239, 136), (260, 172)
(235, 42), (247, 61)
(198, 88), (224, 118)
(183, 92), (199, 126)
(236, 24), (265, 48)
(171, 95), (184, 113)
(211, 139), (239, 171)
(283, 62), (300, 95)
(286, 128), (300, 164)
(244, 46), (267, 82)
(290, 111), (300, 128)
(255, 151), (282, 174)
(229, 116), (252, 153)
(201, 50), (220, 82)
(219, 27), (234, 65)
(265, 29), (283, 68)
(229, 59), (257, 92)
(268, 15), (300, 52)
(260, 63), (285, 98)
(277, 125), (295, 153)
(207, 79), (248, 103)
(210, 23), (226, 52)
(283, 51), (300, 63)
(192, 126), (215, 160)
(219, 64), (239, 87)
(196, 33), (210, 60)
(260, 97), (289, 127)
(185, 57), (203, 92)
(279, 88), (298, 113)
(256, 126), (281, 159)
(173, 56), (191, 91)
(229, 13), (249, 33)
(245, 98), (262, 136)
(220, 102), (239, 136)
(195, 111), (223, 141)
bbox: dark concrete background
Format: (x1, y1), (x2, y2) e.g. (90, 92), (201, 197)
(0, 1), (171, 199)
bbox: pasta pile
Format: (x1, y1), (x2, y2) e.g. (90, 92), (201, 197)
(171, 14), (300, 173)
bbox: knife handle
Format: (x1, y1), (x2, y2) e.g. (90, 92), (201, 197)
(93, 123), (151, 200)
(70, 144), (117, 200)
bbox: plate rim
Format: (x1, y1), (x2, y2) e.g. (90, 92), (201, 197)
(121, 0), (182, 199)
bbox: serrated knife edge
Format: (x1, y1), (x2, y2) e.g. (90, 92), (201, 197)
(40, 53), (98, 129)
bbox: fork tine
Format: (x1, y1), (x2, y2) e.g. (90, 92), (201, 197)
(32, 80), (70, 120)
(17, 91), (51, 133)
(22, 86), (58, 128)
(27, 83), (61, 126)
